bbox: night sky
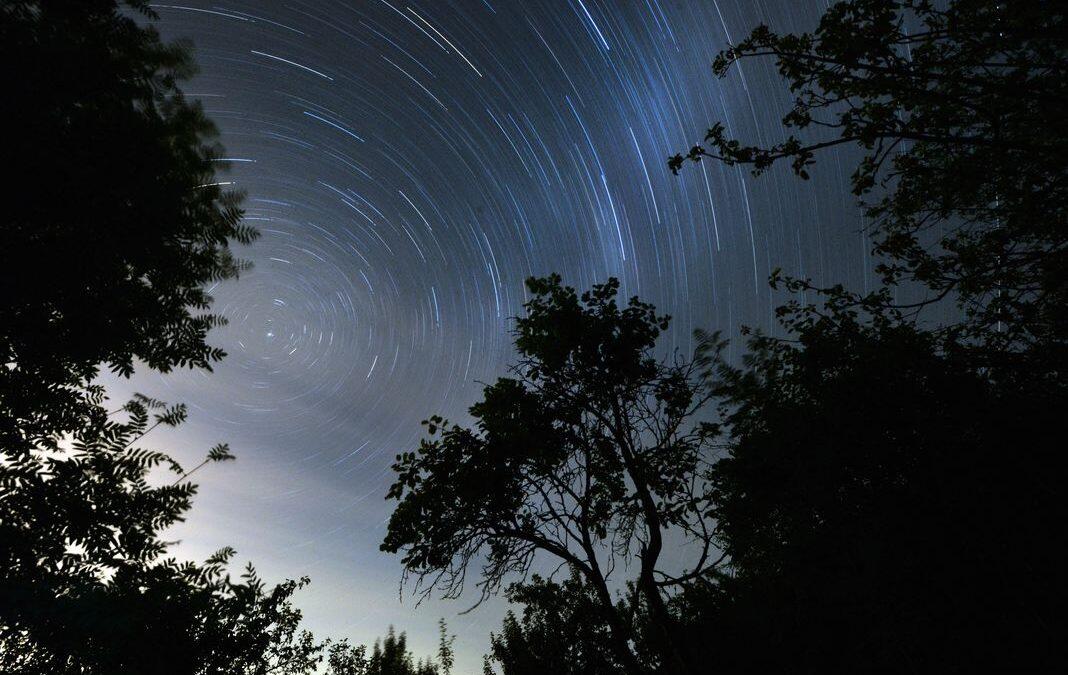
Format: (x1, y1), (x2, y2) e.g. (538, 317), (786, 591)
(122, 0), (871, 669)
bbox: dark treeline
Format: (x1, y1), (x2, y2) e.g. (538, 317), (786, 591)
(1, 0), (1062, 673)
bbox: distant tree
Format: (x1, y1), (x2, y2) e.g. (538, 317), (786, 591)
(0, 0), (257, 451)
(383, 275), (721, 674)
(436, 618), (455, 675)
(671, 0), (1068, 370)
(366, 627), (438, 675)
(323, 640), (370, 675)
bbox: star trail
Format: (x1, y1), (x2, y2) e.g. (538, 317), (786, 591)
(124, 0), (871, 668)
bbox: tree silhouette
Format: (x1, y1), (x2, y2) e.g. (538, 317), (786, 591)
(383, 275), (721, 674)
(436, 618), (456, 675)
(0, 0), (256, 452)
(671, 0), (1068, 369)
(0, 4), (358, 672)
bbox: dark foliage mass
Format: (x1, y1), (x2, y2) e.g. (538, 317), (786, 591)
(386, 1), (1063, 673)
(684, 314), (1058, 671)
(0, 0), (257, 452)
(484, 575), (627, 675)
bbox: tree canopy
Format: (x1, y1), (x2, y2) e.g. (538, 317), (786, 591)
(671, 0), (1067, 369)
(0, 0), (257, 452)
(391, 275), (1058, 673)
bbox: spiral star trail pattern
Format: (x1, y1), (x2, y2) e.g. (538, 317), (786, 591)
(126, 0), (869, 667)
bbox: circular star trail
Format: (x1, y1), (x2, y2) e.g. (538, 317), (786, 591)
(133, 0), (866, 667)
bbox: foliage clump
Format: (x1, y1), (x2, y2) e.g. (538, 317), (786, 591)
(0, 0), (257, 453)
